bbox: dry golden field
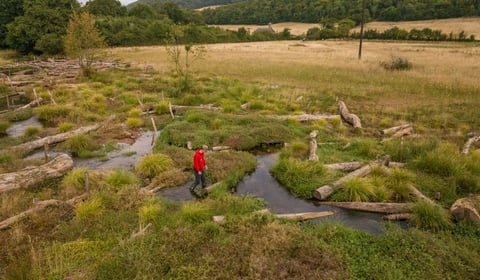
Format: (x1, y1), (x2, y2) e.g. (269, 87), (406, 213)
(111, 39), (480, 135)
(214, 17), (480, 38)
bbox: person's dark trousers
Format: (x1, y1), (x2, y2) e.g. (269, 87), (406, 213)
(191, 169), (206, 190)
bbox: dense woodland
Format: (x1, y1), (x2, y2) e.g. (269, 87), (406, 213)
(135, 0), (244, 9)
(1, 0), (478, 56)
(202, 0), (480, 24)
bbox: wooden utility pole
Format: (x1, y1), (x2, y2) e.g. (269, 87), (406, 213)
(358, 0), (367, 59)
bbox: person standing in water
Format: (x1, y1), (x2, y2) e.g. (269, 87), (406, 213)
(190, 145), (208, 193)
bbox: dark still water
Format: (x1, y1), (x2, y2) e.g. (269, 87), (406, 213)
(160, 152), (396, 235)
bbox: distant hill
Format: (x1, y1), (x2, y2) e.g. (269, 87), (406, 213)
(131, 0), (245, 9)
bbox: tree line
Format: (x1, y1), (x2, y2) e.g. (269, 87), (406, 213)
(134, 0), (244, 9)
(0, 0), (477, 57)
(202, 0), (480, 25)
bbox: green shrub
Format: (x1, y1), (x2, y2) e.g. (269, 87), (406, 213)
(270, 157), (328, 199)
(0, 120), (10, 135)
(135, 153), (174, 179)
(57, 122), (75, 133)
(155, 101), (170, 114)
(381, 56), (412, 71)
(62, 134), (101, 157)
(34, 105), (73, 126)
(280, 140), (309, 160)
(104, 169), (139, 191)
(410, 201), (453, 232)
(128, 108), (143, 118)
(23, 126), (42, 139)
(75, 197), (104, 221)
(126, 117), (144, 128)
(138, 198), (164, 227)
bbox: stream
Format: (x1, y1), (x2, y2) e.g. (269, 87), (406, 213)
(9, 116), (396, 234)
(6, 116), (43, 137)
(160, 152), (397, 235)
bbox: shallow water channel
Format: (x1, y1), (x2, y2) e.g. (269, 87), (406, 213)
(160, 152), (395, 235)
(6, 116), (43, 137)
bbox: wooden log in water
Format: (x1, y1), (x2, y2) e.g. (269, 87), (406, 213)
(383, 213), (413, 221)
(313, 163), (375, 200)
(7, 124), (100, 155)
(316, 201), (412, 214)
(212, 210), (335, 224)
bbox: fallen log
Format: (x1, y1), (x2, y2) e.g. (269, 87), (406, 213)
(266, 114), (341, 122)
(0, 192), (89, 230)
(383, 213), (413, 221)
(7, 124), (99, 155)
(316, 202), (412, 214)
(130, 223), (153, 239)
(0, 153), (73, 193)
(450, 196), (480, 223)
(212, 146), (231, 152)
(313, 161), (379, 200)
(324, 162), (362, 172)
(170, 104), (222, 112)
(381, 124), (413, 136)
(276, 211), (335, 220)
(338, 101), (362, 129)
(0, 199), (69, 230)
(205, 181), (223, 193)
(381, 126), (414, 142)
(212, 210), (335, 224)
(461, 135), (480, 155)
(308, 130), (319, 161)
(409, 185), (435, 204)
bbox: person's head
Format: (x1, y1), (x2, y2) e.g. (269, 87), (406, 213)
(201, 144), (208, 152)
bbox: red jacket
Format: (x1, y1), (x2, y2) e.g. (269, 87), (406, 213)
(193, 149), (206, 172)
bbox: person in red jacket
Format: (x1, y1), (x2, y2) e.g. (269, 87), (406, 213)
(190, 144), (208, 192)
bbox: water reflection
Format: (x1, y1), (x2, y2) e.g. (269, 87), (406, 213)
(160, 151), (398, 234)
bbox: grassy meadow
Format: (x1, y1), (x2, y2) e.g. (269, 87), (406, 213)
(1, 35), (480, 279)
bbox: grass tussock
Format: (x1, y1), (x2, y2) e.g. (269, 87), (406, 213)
(134, 153), (174, 179)
(410, 201), (454, 232)
(61, 134), (102, 158)
(270, 157), (330, 199)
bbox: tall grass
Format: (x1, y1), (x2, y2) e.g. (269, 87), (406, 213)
(410, 201), (454, 232)
(270, 157), (329, 199)
(134, 153), (174, 179)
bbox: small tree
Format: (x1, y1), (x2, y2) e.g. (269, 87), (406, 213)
(64, 12), (106, 77)
(165, 28), (205, 93)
